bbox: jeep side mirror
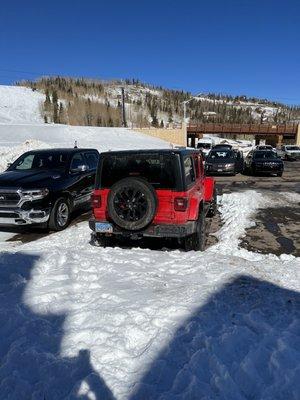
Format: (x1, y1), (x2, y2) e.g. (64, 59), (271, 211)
(70, 164), (89, 173)
(7, 162), (12, 168)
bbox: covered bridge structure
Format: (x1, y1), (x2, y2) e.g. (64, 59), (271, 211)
(187, 123), (299, 148)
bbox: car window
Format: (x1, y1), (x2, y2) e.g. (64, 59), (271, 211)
(193, 155), (200, 178)
(184, 156), (195, 186)
(101, 153), (178, 189)
(208, 150), (234, 160)
(70, 153), (84, 170)
(254, 151), (278, 159)
(15, 154), (35, 170)
(84, 152), (99, 170)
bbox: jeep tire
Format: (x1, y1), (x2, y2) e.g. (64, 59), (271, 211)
(183, 206), (206, 251)
(107, 177), (158, 231)
(206, 187), (217, 218)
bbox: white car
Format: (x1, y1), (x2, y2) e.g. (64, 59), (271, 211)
(277, 145), (300, 161)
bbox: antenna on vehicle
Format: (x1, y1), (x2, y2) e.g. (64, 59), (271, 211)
(74, 140), (78, 148)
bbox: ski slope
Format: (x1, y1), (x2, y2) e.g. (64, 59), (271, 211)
(0, 85), (45, 124)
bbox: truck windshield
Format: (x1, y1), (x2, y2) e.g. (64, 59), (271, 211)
(101, 153), (178, 189)
(9, 152), (69, 171)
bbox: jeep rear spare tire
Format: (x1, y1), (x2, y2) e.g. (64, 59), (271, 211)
(107, 177), (157, 231)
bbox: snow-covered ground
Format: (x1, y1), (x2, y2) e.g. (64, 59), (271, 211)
(0, 190), (299, 399)
(0, 124), (171, 149)
(0, 85), (45, 124)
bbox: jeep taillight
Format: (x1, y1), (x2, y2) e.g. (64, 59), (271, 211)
(91, 193), (101, 208)
(174, 197), (188, 211)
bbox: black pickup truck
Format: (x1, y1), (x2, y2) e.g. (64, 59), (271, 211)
(0, 148), (99, 230)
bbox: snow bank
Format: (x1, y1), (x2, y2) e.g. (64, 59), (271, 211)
(212, 191), (268, 254)
(0, 124), (171, 150)
(0, 85), (45, 124)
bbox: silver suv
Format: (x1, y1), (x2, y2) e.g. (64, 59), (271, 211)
(277, 145), (300, 161)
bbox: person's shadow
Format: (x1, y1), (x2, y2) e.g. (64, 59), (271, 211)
(0, 252), (114, 400)
(0, 253), (299, 399)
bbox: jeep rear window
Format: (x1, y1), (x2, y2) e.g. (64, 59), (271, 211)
(101, 153), (178, 189)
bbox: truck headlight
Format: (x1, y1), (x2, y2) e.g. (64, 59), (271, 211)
(21, 188), (49, 200)
(224, 163), (234, 168)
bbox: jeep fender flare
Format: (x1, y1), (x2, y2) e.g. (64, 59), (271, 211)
(189, 198), (204, 221)
(203, 177), (215, 202)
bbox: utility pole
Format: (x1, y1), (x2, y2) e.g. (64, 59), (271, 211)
(121, 87), (127, 127)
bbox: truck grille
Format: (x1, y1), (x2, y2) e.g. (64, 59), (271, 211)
(0, 191), (21, 206)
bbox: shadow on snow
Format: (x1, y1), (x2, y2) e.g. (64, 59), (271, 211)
(0, 253), (299, 399)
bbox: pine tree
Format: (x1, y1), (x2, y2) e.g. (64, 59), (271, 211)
(151, 115), (159, 127)
(58, 102), (64, 124)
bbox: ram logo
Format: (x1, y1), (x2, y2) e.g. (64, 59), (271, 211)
(0, 195), (5, 200)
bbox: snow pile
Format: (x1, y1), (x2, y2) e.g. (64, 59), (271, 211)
(0, 191), (299, 399)
(201, 134), (253, 153)
(0, 139), (51, 172)
(212, 191), (269, 254)
(0, 85), (45, 124)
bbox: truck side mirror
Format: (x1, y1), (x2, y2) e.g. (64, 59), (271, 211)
(70, 164), (89, 173)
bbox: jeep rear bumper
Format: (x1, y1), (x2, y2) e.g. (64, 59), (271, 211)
(89, 219), (197, 238)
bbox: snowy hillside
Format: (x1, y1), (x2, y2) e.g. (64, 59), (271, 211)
(15, 78), (300, 128)
(0, 85), (45, 124)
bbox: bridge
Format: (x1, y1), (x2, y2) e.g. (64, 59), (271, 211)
(187, 123), (299, 147)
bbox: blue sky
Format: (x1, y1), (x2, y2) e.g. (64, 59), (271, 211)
(0, 0), (299, 104)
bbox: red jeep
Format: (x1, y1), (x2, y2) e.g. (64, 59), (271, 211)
(89, 149), (216, 251)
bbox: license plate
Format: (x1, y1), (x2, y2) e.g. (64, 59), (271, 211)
(95, 222), (113, 233)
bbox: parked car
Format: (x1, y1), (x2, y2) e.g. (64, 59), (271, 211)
(205, 148), (238, 175)
(277, 145), (300, 161)
(0, 148), (99, 230)
(244, 150), (284, 176)
(89, 149), (216, 251)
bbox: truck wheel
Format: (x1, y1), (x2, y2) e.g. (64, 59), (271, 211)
(277, 172), (283, 177)
(183, 207), (206, 251)
(108, 177), (157, 231)
(206, 188), (217, 218)
(48, 197), (71, 231)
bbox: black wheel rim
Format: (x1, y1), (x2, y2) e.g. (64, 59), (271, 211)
(113, 187), (148, 222)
